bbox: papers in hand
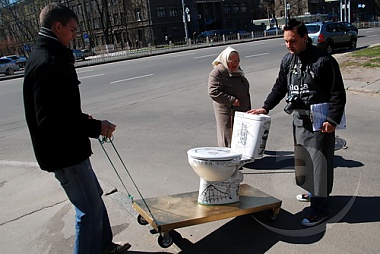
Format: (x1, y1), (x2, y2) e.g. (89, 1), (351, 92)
(310, 103), (346, 131)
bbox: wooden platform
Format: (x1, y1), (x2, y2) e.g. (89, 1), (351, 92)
(132, 184), (282, 233)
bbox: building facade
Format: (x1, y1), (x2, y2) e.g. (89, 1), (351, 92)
(0, 0), (379, 55)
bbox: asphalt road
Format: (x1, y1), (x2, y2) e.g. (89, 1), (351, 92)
(0, 28), (379, 253)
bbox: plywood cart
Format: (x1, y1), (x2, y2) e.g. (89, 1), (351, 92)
(132, 184), (282, 248)
(98, 138), (282, 248)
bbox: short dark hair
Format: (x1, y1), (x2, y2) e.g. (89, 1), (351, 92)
(284, 19), (308, 38)
(39, 2), (79, 29)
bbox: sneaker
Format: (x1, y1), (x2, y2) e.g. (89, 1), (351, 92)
(301, 214), (328, 227)
(109, 242), (131, 254)
(296, 193), (311, 202)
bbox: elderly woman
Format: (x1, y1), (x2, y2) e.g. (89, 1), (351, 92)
(208, 46), (251, 147)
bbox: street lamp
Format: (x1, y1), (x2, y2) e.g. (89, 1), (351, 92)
(284, 0), (290, 25)
(181, 0), (189, 42)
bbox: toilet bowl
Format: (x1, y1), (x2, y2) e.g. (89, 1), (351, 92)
(187, 147), (243, 182)
(187, 113), (271, 205)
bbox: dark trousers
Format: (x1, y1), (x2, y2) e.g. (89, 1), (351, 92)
(310, 196), (329, 216)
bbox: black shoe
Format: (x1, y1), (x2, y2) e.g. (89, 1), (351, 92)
(109, 242), (131, 254)
(301, 214), (328, 227)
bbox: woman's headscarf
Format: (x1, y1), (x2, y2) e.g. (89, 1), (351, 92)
(212, 46), (244, 76)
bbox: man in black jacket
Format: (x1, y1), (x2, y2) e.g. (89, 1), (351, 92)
(23, 3), (130, 253)
(248, 19), (346, 227)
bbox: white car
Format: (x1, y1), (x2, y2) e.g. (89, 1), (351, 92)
(0, 58), (20, 75)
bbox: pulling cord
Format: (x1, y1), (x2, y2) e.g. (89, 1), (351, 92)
(98, 136), (156, 222)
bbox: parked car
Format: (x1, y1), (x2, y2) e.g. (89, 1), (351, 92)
(340, 21), (359, 35)
(72, 49), (85, 61)
(2, 55), (27, 68)
(81, 49), (96, 57)
(265, 27), (283, 36)
(305, 21), (358, 54)
(0, 58), (20, 75)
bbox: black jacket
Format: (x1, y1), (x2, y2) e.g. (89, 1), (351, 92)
(262, 44), (346, 126)
(23, 28), (101, 172)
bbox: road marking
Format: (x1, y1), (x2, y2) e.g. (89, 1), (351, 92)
(194, 53), (219, 59)
(76, 69), (94, 73)
(249, 42), (265, 46)
(245, 53), (269, 58)
(0, 160), (38, 167)
(79, 73), (105, 79)
(110, 73), (154, 84)
(171, 52), (196, 57)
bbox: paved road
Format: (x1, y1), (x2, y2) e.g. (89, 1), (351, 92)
(0, 30), (379, 253)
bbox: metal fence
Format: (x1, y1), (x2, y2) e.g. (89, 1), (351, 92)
(75, 21), (380, 68)
(74, 30), (282, 68)
(2, 21), (379, 79)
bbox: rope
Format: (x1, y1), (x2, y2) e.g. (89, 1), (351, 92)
(98, 136), (156, 222)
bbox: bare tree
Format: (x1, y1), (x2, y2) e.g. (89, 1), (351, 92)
(260, 0), (282, 28)
(375, 0), (380, 9)
(94, 0), (114, 46)
(0, 0), (44, 55)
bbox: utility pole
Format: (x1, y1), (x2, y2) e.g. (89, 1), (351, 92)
(284, 0), (290, 25)
(181, 0), (189, 42)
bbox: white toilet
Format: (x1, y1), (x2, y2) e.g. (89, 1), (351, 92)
(187, 112), (271, 205)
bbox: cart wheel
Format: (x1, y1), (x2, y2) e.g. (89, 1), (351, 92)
(268, 207), (280, 221)
(137, 215), (148, 225)
(158, 234), (173, 248)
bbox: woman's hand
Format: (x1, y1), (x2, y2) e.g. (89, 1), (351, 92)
(232, 99), (240, 107)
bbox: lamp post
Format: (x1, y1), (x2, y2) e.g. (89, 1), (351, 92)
(181, 0), (189, 42)
(284, 0), (290, 25)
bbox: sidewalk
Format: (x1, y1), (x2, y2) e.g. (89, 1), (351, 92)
(345, 79), (380, 94)
(1, 43), (379, 253)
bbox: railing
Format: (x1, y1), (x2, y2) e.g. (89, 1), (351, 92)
(75, 21), (380, 68)
(74, 30), (282, 68)
(352, 21), (380, 28)
(2, 21), (379, 78)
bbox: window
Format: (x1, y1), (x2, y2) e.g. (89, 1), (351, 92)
(233, 3), (239, 13)
(224, 3), (231, 14)
(169, 5), (178, 17)
(114, 13), (119, 25)
(136, 9), (142, 21)
(93, 18), (100, 29)
(326, 24), (334, 33)
(157, 6), (166, 18)
(241, 3), (247, 13)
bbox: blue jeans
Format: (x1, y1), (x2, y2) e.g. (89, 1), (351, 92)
(54, 159), (113, 254)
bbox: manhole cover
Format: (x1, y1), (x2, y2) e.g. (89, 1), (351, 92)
(335, 136), (347, 151)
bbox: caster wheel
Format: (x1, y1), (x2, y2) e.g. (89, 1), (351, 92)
(158, 234), (173, 248)
(137, 214), (148, 225)
(268, 207), (280, 221)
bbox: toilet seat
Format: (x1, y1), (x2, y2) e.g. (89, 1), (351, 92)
(187, 147), (242, 161)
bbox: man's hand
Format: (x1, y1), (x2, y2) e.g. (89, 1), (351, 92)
(100, 120), (116, 138)
(247, 108), (268, 115)
(321, 121), (335, 133)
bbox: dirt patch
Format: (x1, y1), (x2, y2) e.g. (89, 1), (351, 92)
(335, 53), (380, 84)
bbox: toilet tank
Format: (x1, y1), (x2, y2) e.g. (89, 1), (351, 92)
(231, 112), (271, 159)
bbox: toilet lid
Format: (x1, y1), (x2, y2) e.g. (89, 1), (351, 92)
(187, 147), (242, 161)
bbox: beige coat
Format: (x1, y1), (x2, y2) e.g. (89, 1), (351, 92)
(208, 64), (251, 147)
